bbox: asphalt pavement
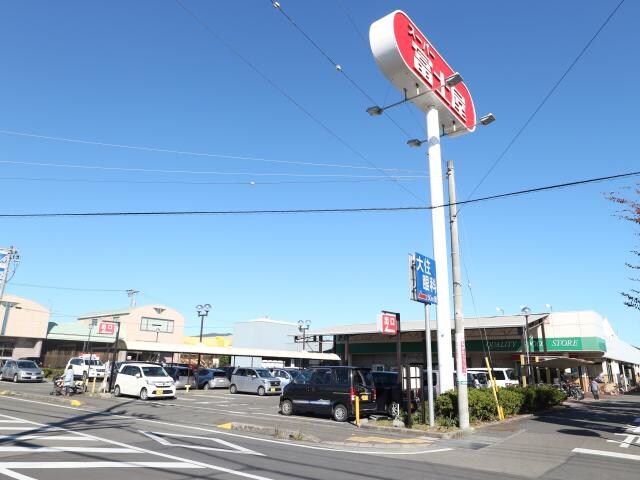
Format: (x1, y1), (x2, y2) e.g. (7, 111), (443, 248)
(0, 379), (638, 479)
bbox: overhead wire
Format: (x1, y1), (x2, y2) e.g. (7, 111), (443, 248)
(0, 129), (421, 173)
(11, 282), (125, 293)
(2, 169), (637, 218)
(269, 1), (417, 139)
(173, 0), (425, 203)
(464, 0), (626, 204)
(0, 158), (425, 179)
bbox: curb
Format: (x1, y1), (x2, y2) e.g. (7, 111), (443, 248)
(218, 422), (321, 443)
(0, 390), (86, 407)
(359, 422), (465, 439)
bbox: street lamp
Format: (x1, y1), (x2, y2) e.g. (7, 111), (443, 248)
(366, 73), (464, 116)
(406, 113), (496, 147)
(152, 323), (162, 342)
(196, 304), (211, 367)
(545, 303), (553, 312)
(520, 305), (532, 385)
(297, 320), (311, 351)
(496, 307), (505, 316)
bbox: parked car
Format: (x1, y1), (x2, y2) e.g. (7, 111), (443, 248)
(112, 362), (176, 400)
(230, 368), (281, 396)
(197, 368), (231, 390)
(280, 366), (377, 422)
(467, 368), (518, 388)
(371, 371), (418, 417)
(270, 368), (300, 389)
(165, 366), (197, 389)
(65, 355), (106, 380)
(1, 359), (44, 383)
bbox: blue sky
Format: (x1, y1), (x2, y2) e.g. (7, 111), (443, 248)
(2, 1), (639, 344)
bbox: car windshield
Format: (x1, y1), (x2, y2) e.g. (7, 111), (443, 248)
(84, 360), (103, 366)
(17, 361), (38, 369)
(141, 366), (168, 377)
(255, 369), (273, 378)
(505, 369), (517, 380)
(213, 371), (227, 378)
(286, 370), (300, 378)
(354, 369), (375, 387)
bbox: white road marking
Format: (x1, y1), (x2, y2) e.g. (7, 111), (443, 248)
(0, 468), (37, 480)
(0, 396), (452, 457)
(140, 431), (263, 456)
(0, 435), (91, 441)
(0, 421), (26, 424)
(0, 428), (62, 432)
(0, 447), (136, 453)
(573, 448), (640, 461)
(0, 462), (204, 469)
(0, 408), (276, 480)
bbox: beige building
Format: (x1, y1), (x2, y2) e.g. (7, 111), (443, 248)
(0, 294), (50, 359)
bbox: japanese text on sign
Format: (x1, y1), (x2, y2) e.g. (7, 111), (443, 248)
(377, 312), (398, 335)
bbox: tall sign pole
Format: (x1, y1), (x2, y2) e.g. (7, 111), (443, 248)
(370, 11), (477, 394)
(447, 160), (470, 430)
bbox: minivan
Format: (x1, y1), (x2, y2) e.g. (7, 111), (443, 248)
(113, 362), (176, 400)
(467, 368), (519, 388)
(280, 366), (377, 422)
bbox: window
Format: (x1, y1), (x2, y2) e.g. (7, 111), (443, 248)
(294, 370), (313, 385)
(140, 317), (174, 333)
(141, 366), (167, 377)
(0, 343), (13, 358)
(71, 359), (82, 366)
(256, 369), (272, 378)
(235, 369), (246, 377)
(312, 369), (332, 385)
(334, 369), (350, 387)
(493, 371), (506, 380)
(121, 366), (135, 376)
(17, 361), (37, 369)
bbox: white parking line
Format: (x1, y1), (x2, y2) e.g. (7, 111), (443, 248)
(0, 436), (91, 441)
(0, 447), (136, 453)
(0, 462), (204, 469)
(573, 448), (640, 461)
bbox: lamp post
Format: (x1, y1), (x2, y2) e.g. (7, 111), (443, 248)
(521, 306), (532, 385)
(298, 320), (311, 351)
(496, 307), (505, 316)
(196, 304), (211, 367)
(152, 324), (162, 342)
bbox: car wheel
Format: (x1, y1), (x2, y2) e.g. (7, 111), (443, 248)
(281, 399), (293, 416)
(229, 384), (237, 394)
(13, 374), (18, 383)
(387, 401), (400, 418)
(203, 383), (210, 390)
(333, 404), (348, 422)
(257, 386), (266, 396)
(113, 385), (121, 397)
(140, 388), (149, 401)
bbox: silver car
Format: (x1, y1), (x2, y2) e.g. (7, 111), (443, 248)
(230, 368), (281, 396)
(1, 360), (44, 382)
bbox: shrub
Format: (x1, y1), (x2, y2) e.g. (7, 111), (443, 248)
(498, 387), (525, 416)
(435, 389), (457, 419)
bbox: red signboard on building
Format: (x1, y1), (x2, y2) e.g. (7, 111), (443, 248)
(97, 321), (115, 335)
(370, 10), (476, 136)
(377, 312), (398, 335)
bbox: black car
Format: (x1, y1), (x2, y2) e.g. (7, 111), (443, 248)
(371, 371), (420, 417)
(279, 366), (377, 422)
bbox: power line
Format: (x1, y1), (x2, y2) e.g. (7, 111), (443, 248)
(0, 129), (421, 173)
(11, 282), (125, 293)
(0, 175), (424, 187)
(0, 158), (426, 179)
(269, 1), (417, 139)
(465, 0), (626, 202)
(2, 169), (637, 219)
(173, 0), (425, 203)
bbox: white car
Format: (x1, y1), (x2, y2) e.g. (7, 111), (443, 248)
(66, 356), (106, 380)
(113, 363), (176, 400)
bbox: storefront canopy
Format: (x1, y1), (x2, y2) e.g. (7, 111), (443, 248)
(527, 357), (594, 369)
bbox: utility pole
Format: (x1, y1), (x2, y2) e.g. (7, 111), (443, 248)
(126, 289), (139, 308)
(107, 317), (121, 392)
(446, 160), (470, 430)
(0, 247), (20, 306)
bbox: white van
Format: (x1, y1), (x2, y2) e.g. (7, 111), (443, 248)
(468, 368), (519, 388)
(66, 355), (106, 380)
(113, 363), (176, 400)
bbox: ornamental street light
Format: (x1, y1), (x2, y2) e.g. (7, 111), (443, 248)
(298, 320), (311, 351)
(196, 304), (211, 367)
(152, 323), (162, 343)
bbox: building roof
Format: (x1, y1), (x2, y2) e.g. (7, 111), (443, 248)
(77, 308), (131, 319)
(46, 322), (116, 343)
(123, 340), (339, 361)
(307, 314), (549, 336)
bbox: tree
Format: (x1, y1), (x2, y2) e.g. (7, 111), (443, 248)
(218, 355), (231, 366)
(608, 185), (640, 310)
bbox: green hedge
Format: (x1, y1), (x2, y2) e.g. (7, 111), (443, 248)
(435, 385), (566, 424)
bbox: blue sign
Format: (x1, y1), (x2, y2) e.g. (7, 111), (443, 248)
(412, 252), (437, 305)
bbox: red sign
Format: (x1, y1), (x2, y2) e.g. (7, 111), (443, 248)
(370, 11), (476, 136)
(377, 312), (398, 335)
(97, 321), (115, 335)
